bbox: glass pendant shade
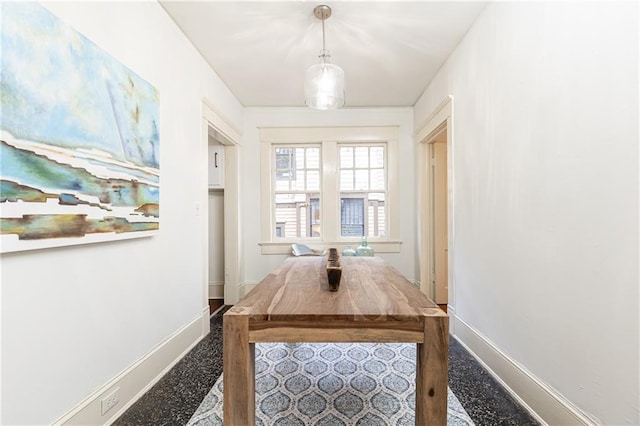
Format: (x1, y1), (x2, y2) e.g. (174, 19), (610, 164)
(304, 60), (345, 110)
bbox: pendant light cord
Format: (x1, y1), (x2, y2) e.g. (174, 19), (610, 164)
(322, 16), (326, 53)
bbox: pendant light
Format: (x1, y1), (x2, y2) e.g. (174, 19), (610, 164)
(304, 5), (345, 110)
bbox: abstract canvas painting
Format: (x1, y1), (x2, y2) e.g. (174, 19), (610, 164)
(0, 3), (159, 253)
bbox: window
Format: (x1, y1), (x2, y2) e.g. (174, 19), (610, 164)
(273, 146), (320, 238)
(339, 145), (386, 237)
(260, 127), (400, 254)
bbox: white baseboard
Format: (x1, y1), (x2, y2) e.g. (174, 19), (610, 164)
(201, 305), (211, 338)
(452, 314), (597, 426)
(208, 281), (224, 299)
(447, 305), (456, 335)
(55, 308), (209, 425)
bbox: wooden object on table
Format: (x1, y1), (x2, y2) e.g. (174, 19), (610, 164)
(223, 256), (449, 426)
(326, 248), (342, 291)
(326, 264), (342, 291)
(327, 247), (339, 259)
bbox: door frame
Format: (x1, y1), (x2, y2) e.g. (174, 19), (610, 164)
(201, 101), (241, 313)
(416, 96), (455, 317)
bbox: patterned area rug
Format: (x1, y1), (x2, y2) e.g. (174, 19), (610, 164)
(188, 342), (474, 425)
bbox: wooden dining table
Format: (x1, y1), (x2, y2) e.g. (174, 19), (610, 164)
(223, 256), (449, 425)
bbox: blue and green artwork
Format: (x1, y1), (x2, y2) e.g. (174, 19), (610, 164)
(0, 3), (159, 252)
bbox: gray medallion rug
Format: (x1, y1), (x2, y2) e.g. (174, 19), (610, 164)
(188, 342), (474, 425)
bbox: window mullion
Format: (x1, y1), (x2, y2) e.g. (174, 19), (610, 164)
(321, 140), (338, 242)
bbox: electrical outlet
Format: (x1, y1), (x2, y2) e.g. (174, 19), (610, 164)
(101, 387), (120, 416)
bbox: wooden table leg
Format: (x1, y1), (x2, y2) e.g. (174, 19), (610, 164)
(416, 309), (449, 426)
(223, 307), (255, 425)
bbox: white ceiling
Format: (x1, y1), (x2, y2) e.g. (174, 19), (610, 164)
(160, 1), (487, 108)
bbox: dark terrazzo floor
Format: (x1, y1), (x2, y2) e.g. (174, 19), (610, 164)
(448, 338), (539, 425)
(115, 306), (539, 426)
(114, 306), (230, 426)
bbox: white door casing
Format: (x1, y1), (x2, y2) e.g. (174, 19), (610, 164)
(432, 136), (448, 304)
(416, 96), (454, 312)
(202, 100), (241, 308)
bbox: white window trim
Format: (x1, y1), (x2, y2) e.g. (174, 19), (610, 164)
(259, 126), (401, 254)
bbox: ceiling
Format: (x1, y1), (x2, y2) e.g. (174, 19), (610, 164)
(160, 1), (487, 108)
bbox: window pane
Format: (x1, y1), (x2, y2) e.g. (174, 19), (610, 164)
(370, 147), (384, 168)
(367, 193), (385, 238)
(368, 205), (375, 237)
(275, 148), (296, 181)
(341, 197), (364, 237)
(307, 148), (320, 169)
(275, 193), (294, 203)
(340, 147), (353, 168)
(340, 170), (353, 191)
(377, 205), (385, 237)
(292, 173), (306, 191)
(370, 169), (385, 190)
(274, 193), (319, 238)
(275, 148), (291, 170)
(354, 169), (369, 190)
(275, 204), (297, 238)
(295, 148), (305, 169)
(310, 198), (320, 237)
(275, 179), (290, 191)
(355, 147), (368, 168)
(307, 170), (320, 191)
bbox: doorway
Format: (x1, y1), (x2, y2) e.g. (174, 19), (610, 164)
(208, 136), (225, 313)
(430, 128), (448, 305)
(202, 101), (241, 320)
(417, 96), (453, 315)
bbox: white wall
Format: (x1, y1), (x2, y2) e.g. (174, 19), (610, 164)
(0, 2), (242, 424)
(241, 107), (415, 286)
(414, 2), (638, 424)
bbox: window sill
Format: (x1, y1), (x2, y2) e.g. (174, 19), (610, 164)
(259, 240), (403, 255)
